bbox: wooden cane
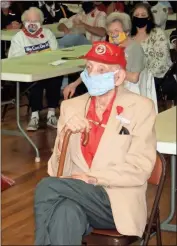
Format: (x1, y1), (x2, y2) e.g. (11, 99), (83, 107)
(57, 129), (89, 177)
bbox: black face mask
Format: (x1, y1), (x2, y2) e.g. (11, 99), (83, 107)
(82, 2), (95, 14)
(133, 16), (149, 28)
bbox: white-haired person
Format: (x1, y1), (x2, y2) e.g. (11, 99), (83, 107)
(8, 7), (63, 131)
(63, 12), (145, 99)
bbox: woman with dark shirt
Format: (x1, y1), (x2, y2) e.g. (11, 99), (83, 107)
(1, 1), (21, 29)
(1, 1), (22, 58)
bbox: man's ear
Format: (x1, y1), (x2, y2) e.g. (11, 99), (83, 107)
(114, 68), (126, 86)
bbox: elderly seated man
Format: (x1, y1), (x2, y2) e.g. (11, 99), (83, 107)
(8, 7), (62, 131)
(34, 42), (156, 245)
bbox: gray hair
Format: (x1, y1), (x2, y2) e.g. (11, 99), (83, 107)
(106, 12), (132, 33)
(21, 7), (44, 24)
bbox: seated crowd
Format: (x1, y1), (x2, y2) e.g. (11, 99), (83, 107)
(2, 1), (176, 131)
(1, 1), (177, 245)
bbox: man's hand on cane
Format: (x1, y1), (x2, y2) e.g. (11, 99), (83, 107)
(65, 114), (91, 133)
(60, 114), (95, 183)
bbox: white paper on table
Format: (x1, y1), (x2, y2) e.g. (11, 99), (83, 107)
(49, 60), (67, 66)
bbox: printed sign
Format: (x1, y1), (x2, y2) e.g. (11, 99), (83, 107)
(24, 41), (51, 54)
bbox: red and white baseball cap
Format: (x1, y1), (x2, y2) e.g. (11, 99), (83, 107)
(82, 41), (127, 69)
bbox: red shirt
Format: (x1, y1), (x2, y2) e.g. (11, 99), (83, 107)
(81, 94), (116, 168)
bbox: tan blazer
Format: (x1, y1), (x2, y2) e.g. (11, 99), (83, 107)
(48, 86), (157, 237)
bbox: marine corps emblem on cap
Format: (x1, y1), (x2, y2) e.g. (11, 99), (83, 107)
(81, 41), (127, 68)
(95, 44), (106, 55)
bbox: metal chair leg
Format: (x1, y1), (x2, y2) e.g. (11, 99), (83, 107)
(156, 212), (162, 246)
(1, 104), (8, 121)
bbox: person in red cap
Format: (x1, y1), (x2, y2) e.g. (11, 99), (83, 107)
(34, 41), (156, 245)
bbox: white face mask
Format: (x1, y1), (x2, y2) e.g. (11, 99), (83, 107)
(24, 22), (41, 34)
(1, 1), (11, 9)
(80, 69), (120, 96)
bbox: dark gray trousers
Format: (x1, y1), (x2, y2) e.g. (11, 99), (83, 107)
(34, 177), (115, 245)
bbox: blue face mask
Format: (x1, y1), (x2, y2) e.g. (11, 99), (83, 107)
(80, 69), (116, 96)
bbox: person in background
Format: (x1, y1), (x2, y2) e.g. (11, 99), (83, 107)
(170, 30), (177, 51)
(58, 1), (106, 45)
(8, 7), (63, 131)
(37, 1), (75, 24)
(131, 3), (172, 82)
(95, 1), (125, 14)
(169, 29), (177, 81)
(1, 1), (22, 58)
(124, 1), (142, 15)
(63, 12), (145, 99)
(58, 1), (106, 95)
(149, 1), (168, 29)
(17, 1), (75, 24)
(160, 1), (173, 14)
(34, 42), (156, 245)
(1, 1), (21, 30)
(107, 12), (145, 94)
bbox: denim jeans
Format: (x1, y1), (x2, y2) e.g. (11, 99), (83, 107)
(58, 33), (91, 48)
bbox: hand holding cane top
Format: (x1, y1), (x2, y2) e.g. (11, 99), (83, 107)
(57, 113), (91, 177)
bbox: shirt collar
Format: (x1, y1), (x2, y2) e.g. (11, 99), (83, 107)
(22, 27), (43, 38)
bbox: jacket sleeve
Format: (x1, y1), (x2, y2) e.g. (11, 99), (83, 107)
(87, 100), (157, 187)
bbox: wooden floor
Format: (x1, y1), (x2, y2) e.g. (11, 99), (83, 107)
(1, 105), (176, 245)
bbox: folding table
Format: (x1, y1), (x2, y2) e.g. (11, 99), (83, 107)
(1, 45), (91, 162)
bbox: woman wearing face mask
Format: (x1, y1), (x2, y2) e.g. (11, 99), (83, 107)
(131, 3), (172, 90)
(63, 12), (145, 99)
(8, 7), (63, 131)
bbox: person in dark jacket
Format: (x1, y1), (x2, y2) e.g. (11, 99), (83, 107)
(35, 1), (75, 24)
(1, 1), (21, 29)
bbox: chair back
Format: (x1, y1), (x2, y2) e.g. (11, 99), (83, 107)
(143, 151), (166, 245)
(83, 151), (167, 246)
(148, 152), (165, 185)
